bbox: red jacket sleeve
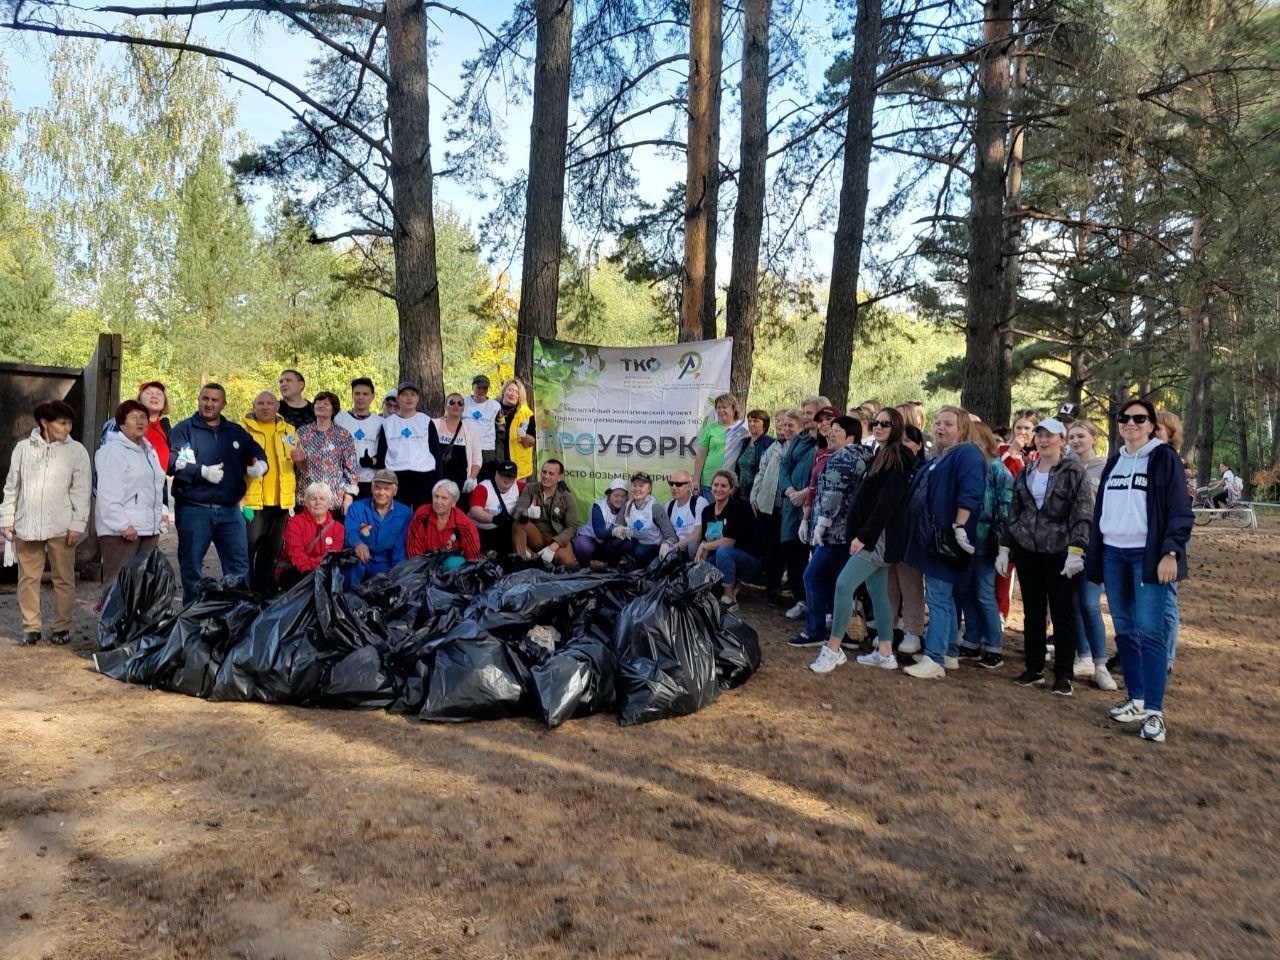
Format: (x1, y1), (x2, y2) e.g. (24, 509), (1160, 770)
(405, 506), (431, 558)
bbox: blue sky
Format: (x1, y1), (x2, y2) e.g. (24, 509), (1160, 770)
(1, 0), (892, 282)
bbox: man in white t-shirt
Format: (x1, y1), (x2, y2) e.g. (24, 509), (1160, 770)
(464, 374), (503, 463)
(335, 377), (385, 500)
(665, 468), (709, 559)
(1212, 461), (1241, 507)
(468, 459), (525, 555)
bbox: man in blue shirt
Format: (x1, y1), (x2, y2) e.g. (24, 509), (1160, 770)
(344, 469), (412, 586)
(168, 382), (268, 600)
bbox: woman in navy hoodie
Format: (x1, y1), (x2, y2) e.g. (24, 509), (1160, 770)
(901, 406), (988, 680)
(1086, 398), (1192, 744)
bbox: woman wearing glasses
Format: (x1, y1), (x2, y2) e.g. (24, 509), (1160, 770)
(434, 392), (482, 494)
(1086, 399), (1192, 743)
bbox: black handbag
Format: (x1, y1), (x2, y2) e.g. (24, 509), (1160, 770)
(920, 462), (971, 571)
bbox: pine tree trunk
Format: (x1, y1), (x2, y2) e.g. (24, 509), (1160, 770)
(1182, 217), (1208, 460)
(724, 0), (770, 400)
(386, 0), (444, 413)
(818, 0), (881, 412)
(515, 0), (574, 397)
(961, 0), (1013, 425)
(680, 0), (722, 343)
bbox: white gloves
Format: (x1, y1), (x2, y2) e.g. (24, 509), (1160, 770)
(798, 523), (811, 546)
(612, 525), (632, 540)
(538, 544), (556, 565)
(463, 477), (477, 494)
(1061, 551), (1085, 578)
(245, 459), (267, 479)
(813, 517), (832, 547)
(995, 549), (1010, 577)
(952, 523), (975, 555)
(658, 542), (674, 558)
(525, 504), (542, 520)
(200, 463), (225, 485)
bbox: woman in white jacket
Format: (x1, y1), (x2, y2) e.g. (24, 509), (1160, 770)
(0, 399), (92, 645)
(94, 400), (167, 603)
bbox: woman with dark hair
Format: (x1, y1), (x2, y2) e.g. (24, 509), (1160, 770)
(296, 390), (359, 516)
(778, 409), (817, 619)
(1011, 411), (1040, 467)
(95, 399), (167, 603)
(734, 408), (775, 500)
(810, 408), (916, 672)
(1, 399), (91, 645)
(889, 424), (927, 654)
(434, 391), (482, 494)
(695, 469), (760, 612)
(901, 406), (988, 680)
(1088, 399), (1192, 742)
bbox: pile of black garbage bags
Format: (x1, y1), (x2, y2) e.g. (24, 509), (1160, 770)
(94, 550), (761, 727)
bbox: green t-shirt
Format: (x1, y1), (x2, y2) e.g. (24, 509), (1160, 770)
(697, 419), (727, 486)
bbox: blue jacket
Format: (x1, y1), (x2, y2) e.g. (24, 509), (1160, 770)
(779, 432), (816, 542)
(168, 414), (267, 507)
(344, 497), (412, 585)
(904, 442), (987, 582)
(1085, 441), (1192, 584)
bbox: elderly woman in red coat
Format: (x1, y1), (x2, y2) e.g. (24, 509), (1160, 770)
(276, 482), (345, 589)
(407, 479), (481, 562)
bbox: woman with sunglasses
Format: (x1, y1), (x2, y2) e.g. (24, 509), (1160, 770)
(434, 392), (482, 494)
(811, 408), (915, 671)
(1086, 399), (1192, 743)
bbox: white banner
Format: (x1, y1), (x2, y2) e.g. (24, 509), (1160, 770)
(533, 338), (732, 518)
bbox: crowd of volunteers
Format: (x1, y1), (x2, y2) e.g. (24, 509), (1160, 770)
(1, 372), (1203, 743)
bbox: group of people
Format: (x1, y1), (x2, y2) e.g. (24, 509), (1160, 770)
(2, 376), (1194, 743)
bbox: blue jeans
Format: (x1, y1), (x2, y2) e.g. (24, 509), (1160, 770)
(709, 546), (761, 587)
(1073, 577), (1107, 662)
(956, 558), (1002, 653)
(1102, 545), (1173, 711)
(922, 574), (959, 665)
(175, 502), (250, 600)
(803, 544), (850, 640)
(1165, 582), (1180, 668)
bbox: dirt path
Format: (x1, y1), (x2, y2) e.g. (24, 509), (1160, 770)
(1, 526), (1278, 959)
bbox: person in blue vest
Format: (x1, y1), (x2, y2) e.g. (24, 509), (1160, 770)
(610, 472), (678, 565)
(168, 382), (268, 601)
(343, 469), (413, 586)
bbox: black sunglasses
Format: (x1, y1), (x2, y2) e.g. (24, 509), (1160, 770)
(1117, 413), (1149, 424)
(669, 480), (689, 486)
(871, 419), (893, 428)
(447, 399), (464, 406)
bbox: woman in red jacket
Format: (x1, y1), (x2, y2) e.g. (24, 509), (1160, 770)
(276, 482), (345, 589)
(407, 479), (482, 563)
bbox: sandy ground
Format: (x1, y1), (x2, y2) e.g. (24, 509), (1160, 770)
(1, 521), (1278, 960)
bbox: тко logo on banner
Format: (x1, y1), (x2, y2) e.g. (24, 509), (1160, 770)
(677, 351), (703, 380)
(619, 357), (662, 373)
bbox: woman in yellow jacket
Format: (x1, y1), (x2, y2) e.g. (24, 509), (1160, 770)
(496, 378), (535, 480)
(241, 392), (302, 594)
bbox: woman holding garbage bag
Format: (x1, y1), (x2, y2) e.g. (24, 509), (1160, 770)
(407, 479), (481, 565)
(610, 472), (679, 566)
(95, 400), (167, 605)
(1087, 398), (1192, 743)
(276, 482), (346, 589)
(1, 399), (92, 645)
(788, 416), (872, 652)
(809, 408), (916, 673)
(901, 406), (988, 680)
(997, 418), (1094, 695)
(695, 470), (759, 613)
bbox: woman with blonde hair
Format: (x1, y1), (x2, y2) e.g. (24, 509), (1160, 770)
(955, 421), (1013, 669)
(1067, 418), (1115, 688)
(496, 379), (535, 480)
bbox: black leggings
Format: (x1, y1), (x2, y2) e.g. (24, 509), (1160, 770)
(1013, 548), (1077, 678)
(245, 506), (288, 595)
(783, 538), (811, 602)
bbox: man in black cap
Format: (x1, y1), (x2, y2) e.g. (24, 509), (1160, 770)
(467, 459), (526, 556)
(464, 374), (502, 463)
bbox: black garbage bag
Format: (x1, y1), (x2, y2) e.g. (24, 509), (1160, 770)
(531, 631), (618, 728)
(96, 548), (176, 651)
(419, 623), (535, 723)
(615, 575), (721, 727)
(714, 613), (762, 689)
(210, 556), (368, 704)
(321, 645), (396, 709)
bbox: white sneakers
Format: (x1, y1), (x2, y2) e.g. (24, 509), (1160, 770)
(903, 657), (946, 679)
(809, 645), (847, 673)
(1073, 655), (1095, 679)
(1093, 664), (1118, 690)
(898, 633), (921, 655)
(856, 650), (898, 669)
(943, 655), (960, 671)
(785, 600), (807, 620)
(1108, 698), (1147, 723)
